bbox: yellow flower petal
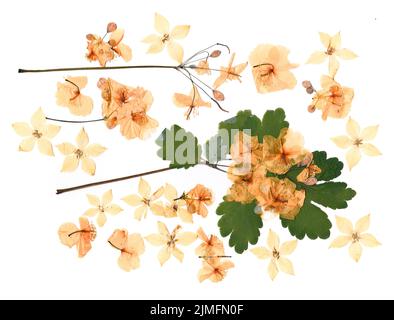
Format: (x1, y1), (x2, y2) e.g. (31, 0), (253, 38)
(268, 259), (278, 280)
(118, 252), (140, 272)
(154, 13), (170, 34)
(87, 194), (100, 206)
(158, 221), (170, 237)
(178, 208), (193, 223)
(102, 190), (113, 206)
(349, 242), (362, 262)
(167, 40), (184, 63)
(328, 55), (339, 78)
(81, 157), (96, 175)
(170, 25), (190, 39)
(142, 34), (160, 43)
(251, 247), (271, 260)
(346, 118), (361, 139)
(330, 235), (351, 248)
(37, 138), (54, 156)
(58, 223), (79, 248)
(150, 203), (165, 216)
(346, 147), (361, 170)
(267, 229), (280, 251)
(84, 208), (99, 217)
(360, 125), (379, 141)
(57, 143), (76, 155)
(61, 155), (79, 172)
(277, 257), (294, 275)
(361, 143), (381, 156)
(145, 234), (167, 246)
(359, 233), (381, 247)
(146, 40), (165, 53)
(127, 233), (145, 255)
(319, 32), (331, 48)
(336, 48), (357, 59)
(164, 183), (177, 201)
(355, 214), (370, 234)
(172, 247), (184, 262)
(122, 195), (142, 206)
(331, 136), (353, 149)
(31, 108), (46, 130)
(12, 122), (32, 136)
(97, 213), (107, 227)
(280, 240), (297, 256)
(335, 216), (353, 235)
(19, 137), (36, 152)
(330, 32), (341, 49)
(44, 124), (61, 139)
(177, 232), (197, 246)
(117, 43), (132, 62)
(138, 178), (151, 198)
(306, 51), (326, 64)
(134, 205), (148, 220)
(76, 128), (89, 149)
(84, 144), (107, 157)
(158, 246), (171, 266)
(105, 204), (123, 215)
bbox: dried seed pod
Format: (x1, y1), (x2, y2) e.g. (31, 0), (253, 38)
(86, 34), (95, 41)
(210, 50), (221, 58)
(306, 87), (315, 94)
(107, 22), (117, 33)
(213, 90), (225, 101)
(307, 105), (316, 113)
(302, 80), (312, 88)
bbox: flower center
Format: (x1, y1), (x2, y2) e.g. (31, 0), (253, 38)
(74, 149), (84, 159)
(326, 46), (335, 55)
(142, 198), (150, 206)
(354, 138), (363, 147)
(32, 130), (42, 139)
(98, 205), (105, 213)
(167, 234), (177, 248)
(161, 34), (170, 43)
(352, 233), (360, 243)
(273, 249), (280, 260)
(253, 63), (274, 79)
(131, 111), (149, 125)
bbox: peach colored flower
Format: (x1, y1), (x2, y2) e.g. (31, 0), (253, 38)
(122, 178), (164, 221)
(195, 60), (211, 75)
(251, 229), (297, 280)
(195, 228), (225, 258)
(57, 128), (106, 175)
(331, 118), (381, 170)
(142, 13), (190, 63)
(330, 215), (380, 262)
(185, 184), (213, 217)
(161, 183), (193, 223)
(12, 108), (60, 156)
(249, 44), (298, 93)
(56, 76), (93, 116)
(262, 128), (307, 175)
(307, 32), (357, 77)
(58, 217), (97, 258)
(145, 222), (197, 266)
(230, 132), (264, 166)
(84, 190), (123, 227)
(310, 75), (354, 120)
(198, 258), (234, 283)
(213, 53), (248, 89)
(108, 229), (145, 271)
(173, 86), (211, 120)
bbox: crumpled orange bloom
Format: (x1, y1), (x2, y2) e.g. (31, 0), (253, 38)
(12, 108), (60, 156)
(297, 163), (321, 185)
(230, 132), (264, 166)
(173, 86), (211, 120)
(213, 53), (248, 89)
(249, 44), (298, 93)
(86, 24), (132, 67)
(142, 13), (190, 63)
(307, 32), (357, 77)
(185, 184), (213, 217)
(108, 229), (145, 271)
(160, 183), (193, 223)
(262, 128), (308, 174)
(250, 177), (305, 220)
(198, 258), (234, 283)
(57, 128), (106, 176)
(310, 75), (354, 120)
(195, 228), (225, 258)
(56, 76), (93, 116)
(58, 217), (96, 258)
(98, 78), (158, 139)
(145, 222), (197, 266)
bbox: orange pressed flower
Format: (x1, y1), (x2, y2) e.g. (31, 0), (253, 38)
(173, 86), (211, 120)
(198, 258), (234, 283)
(310, 75), (354, 120)
(230, 132), (264, 166)
(56, 76), (93, 116)
(58, 217), (97, 258)
(262, 128), (307, 175)
(195, 228), (225, 258)
(249, 44), (298, 93)
(185, 184), (213, 217)
(86, 23), (132, 67)
(195, 60), (211, 75)
(108, 229), (145, 271)
(213, 53), (248, 89)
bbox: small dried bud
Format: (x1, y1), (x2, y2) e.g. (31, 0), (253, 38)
(86, 34), (95, 41)
(299, 153), (313, 167)
(302, 80), (312, 88)
(108, 39), (117, 47)
(304, 177), (318, 186)
(106, 117), (118, 129)
(307, 105), (316, 113)
(210, 50), (221, 58)
(107, 22), (117, 33)
(213, 90), (225, 101)
(306, 87), (315, 94)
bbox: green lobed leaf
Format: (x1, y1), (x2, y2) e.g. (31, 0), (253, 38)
(155, 125), (201, 169)
(312, 151), (343, 181)
(216, 199), (263, 254)
(261, 108), (289, 138)
(305, 182), (356, 209)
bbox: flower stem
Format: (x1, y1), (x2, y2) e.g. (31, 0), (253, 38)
(46, 117), (105, 124)
(18, 65), (178, 73)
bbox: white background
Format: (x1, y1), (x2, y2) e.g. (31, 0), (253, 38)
(0, 0), (393, 299)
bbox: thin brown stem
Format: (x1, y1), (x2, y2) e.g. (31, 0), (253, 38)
(68, 230), (91, 237)
(46, 117), (105, 124)
(18, 65), (178, 73)
(108, 240), (123, 251)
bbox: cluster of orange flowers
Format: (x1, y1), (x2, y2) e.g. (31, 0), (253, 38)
(227, 129), (316, 220)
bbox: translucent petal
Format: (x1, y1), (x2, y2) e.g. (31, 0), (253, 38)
(250, 247), (271, 260)
(154, 13), (170, 34)
(19, 137), (36, 152)
(86, 194), (100, 206)
(164, 183), (178, 201)
(277, 257), (294, 275)
(122, 194), (142, 206)
(127, 233), (145, 255)
(146, 40), (165, 54)
(267, 229), (280, 251)
(97, 213), (107, 227)
(361, 143), (381, 156)
(12, 122), (32, 137)
(105, 204), (123, 215)
(158, 246), (171, 266)
(118, 252), (139, 272)
(58, 223), (79, 248)
(61, 155), (79, 172)
(81, 157), (96, 176)
(31, 108), (46, 130)
(335, 216), (353, 234)
(346, 147), (361, 170)
(134, 205), (148, 220)
(331, 136), (352, 149)
(330, 32), (341, 49)
(170, 25), (190, 39)
(360, 125), (379, 141)
(336, 48), (357, 59)
(178, 209), (193, 223)
(101, 190), (113, 206)
(84, 208), (99, 217)
(142, 34), (160, 43)
(328, 55), (339, 78)
(346, 118), (361, 139)
(319, 32), (331, 48)
(359, 233), (381, 247)
(355, 214), (370, 234)
(57, 143), (76, 155)
(76, 128), (89, 149)
(177, 232), (197, 246)
(349, 242), (362, 262)
(158, 221), (170, 237)
(43, 124), (61, 139)
(268, 259), (278, 280)
(37, 138), (54, 156)
(117, 43), (132, 62)
(172, 247), (184, 262)
(145, 234), (166, 246)
(330, 236), (351, 248)
(280, 240), (297, 256)
(138, 178), (151, 198)
(109, 28), (124, 45)
(306, 51), (327, 64)
(84, 144), (106, 157)
(167, 41), (184, 63)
